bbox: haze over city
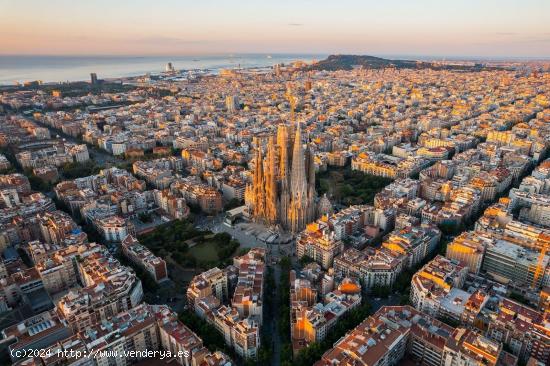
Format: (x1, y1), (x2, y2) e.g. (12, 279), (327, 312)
(1, 0), (550, 58)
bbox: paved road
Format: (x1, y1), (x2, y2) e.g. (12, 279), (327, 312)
(369, 293), (401, 312)
(270, 263), (282, 366)
(29, 116), (123, 166)
(215, 222), (267, 249)
(145, 279), (186, 313)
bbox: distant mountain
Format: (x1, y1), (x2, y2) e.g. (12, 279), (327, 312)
(304, 54), (491, 71)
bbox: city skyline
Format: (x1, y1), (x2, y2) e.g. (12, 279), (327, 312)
(1, 0), (550, 58)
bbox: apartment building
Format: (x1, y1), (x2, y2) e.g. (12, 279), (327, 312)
(333, 247), (406, 289)
(296, 219), (344, 269)
(121, 235), (168, 283)
(411, 255), (469, 321)
(290, 271), (361, 355)
(315, 306), (516, 366)
(187, 267), (229, 313)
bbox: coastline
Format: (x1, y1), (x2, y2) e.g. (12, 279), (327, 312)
(0, 54), (323, 86)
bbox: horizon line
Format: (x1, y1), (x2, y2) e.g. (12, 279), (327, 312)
(1, 53), (550, 62)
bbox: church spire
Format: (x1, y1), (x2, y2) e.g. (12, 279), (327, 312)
(306, 143), (316, 222)
(288, 122), (309, 233)
(252, 140), (266, 220)
(265, 136), (278, 225)
(290, 122), (307, 196)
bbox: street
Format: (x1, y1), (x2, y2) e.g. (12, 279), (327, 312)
(29, 115), (123, 166)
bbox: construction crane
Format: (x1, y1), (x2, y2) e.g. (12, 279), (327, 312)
(532, 233), (550, 288)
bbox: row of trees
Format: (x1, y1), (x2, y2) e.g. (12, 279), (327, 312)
(278, 257), (293, 366)
(115, 252), (159, 294)
(178, 311), (231, 354)
(0, 148), (50, 192)
(316, 165), (393, 205)
(60, 160), (101, 179)
(248, 266), (276, 366)
(1, 81), (136, 98)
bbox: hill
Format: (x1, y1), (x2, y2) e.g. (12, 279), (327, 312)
(304, 54), (490, 72)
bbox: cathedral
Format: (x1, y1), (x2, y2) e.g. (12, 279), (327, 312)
(245, 122), (317, 233)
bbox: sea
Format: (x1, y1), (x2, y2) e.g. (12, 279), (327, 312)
(0, 54), (325, 86)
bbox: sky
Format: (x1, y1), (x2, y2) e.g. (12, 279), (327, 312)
(1, 0), (550, 58)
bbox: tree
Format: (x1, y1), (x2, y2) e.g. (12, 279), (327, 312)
(371, 285), (391, 299)
(138, 219), (239, 270)
(316, 165), (392, 205)
(439, 221), (461, 235)
(138, 212), (153, 223)
(279, 256), (292, 271)
(299, 255), (315, 266)
(237, 247), (251, 256)
(178, 311), (228, 353)
(27, 174), (53, 192)
(294, 342), (323, 366)
(280, 343), (293, 364)
(61, 161), (100, 179)
(224, 198), (242, 211)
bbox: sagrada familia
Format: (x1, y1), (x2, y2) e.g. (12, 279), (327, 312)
(245, 122), (317, 233)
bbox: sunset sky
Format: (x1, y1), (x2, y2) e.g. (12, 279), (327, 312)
(1, 0), (549, 57)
